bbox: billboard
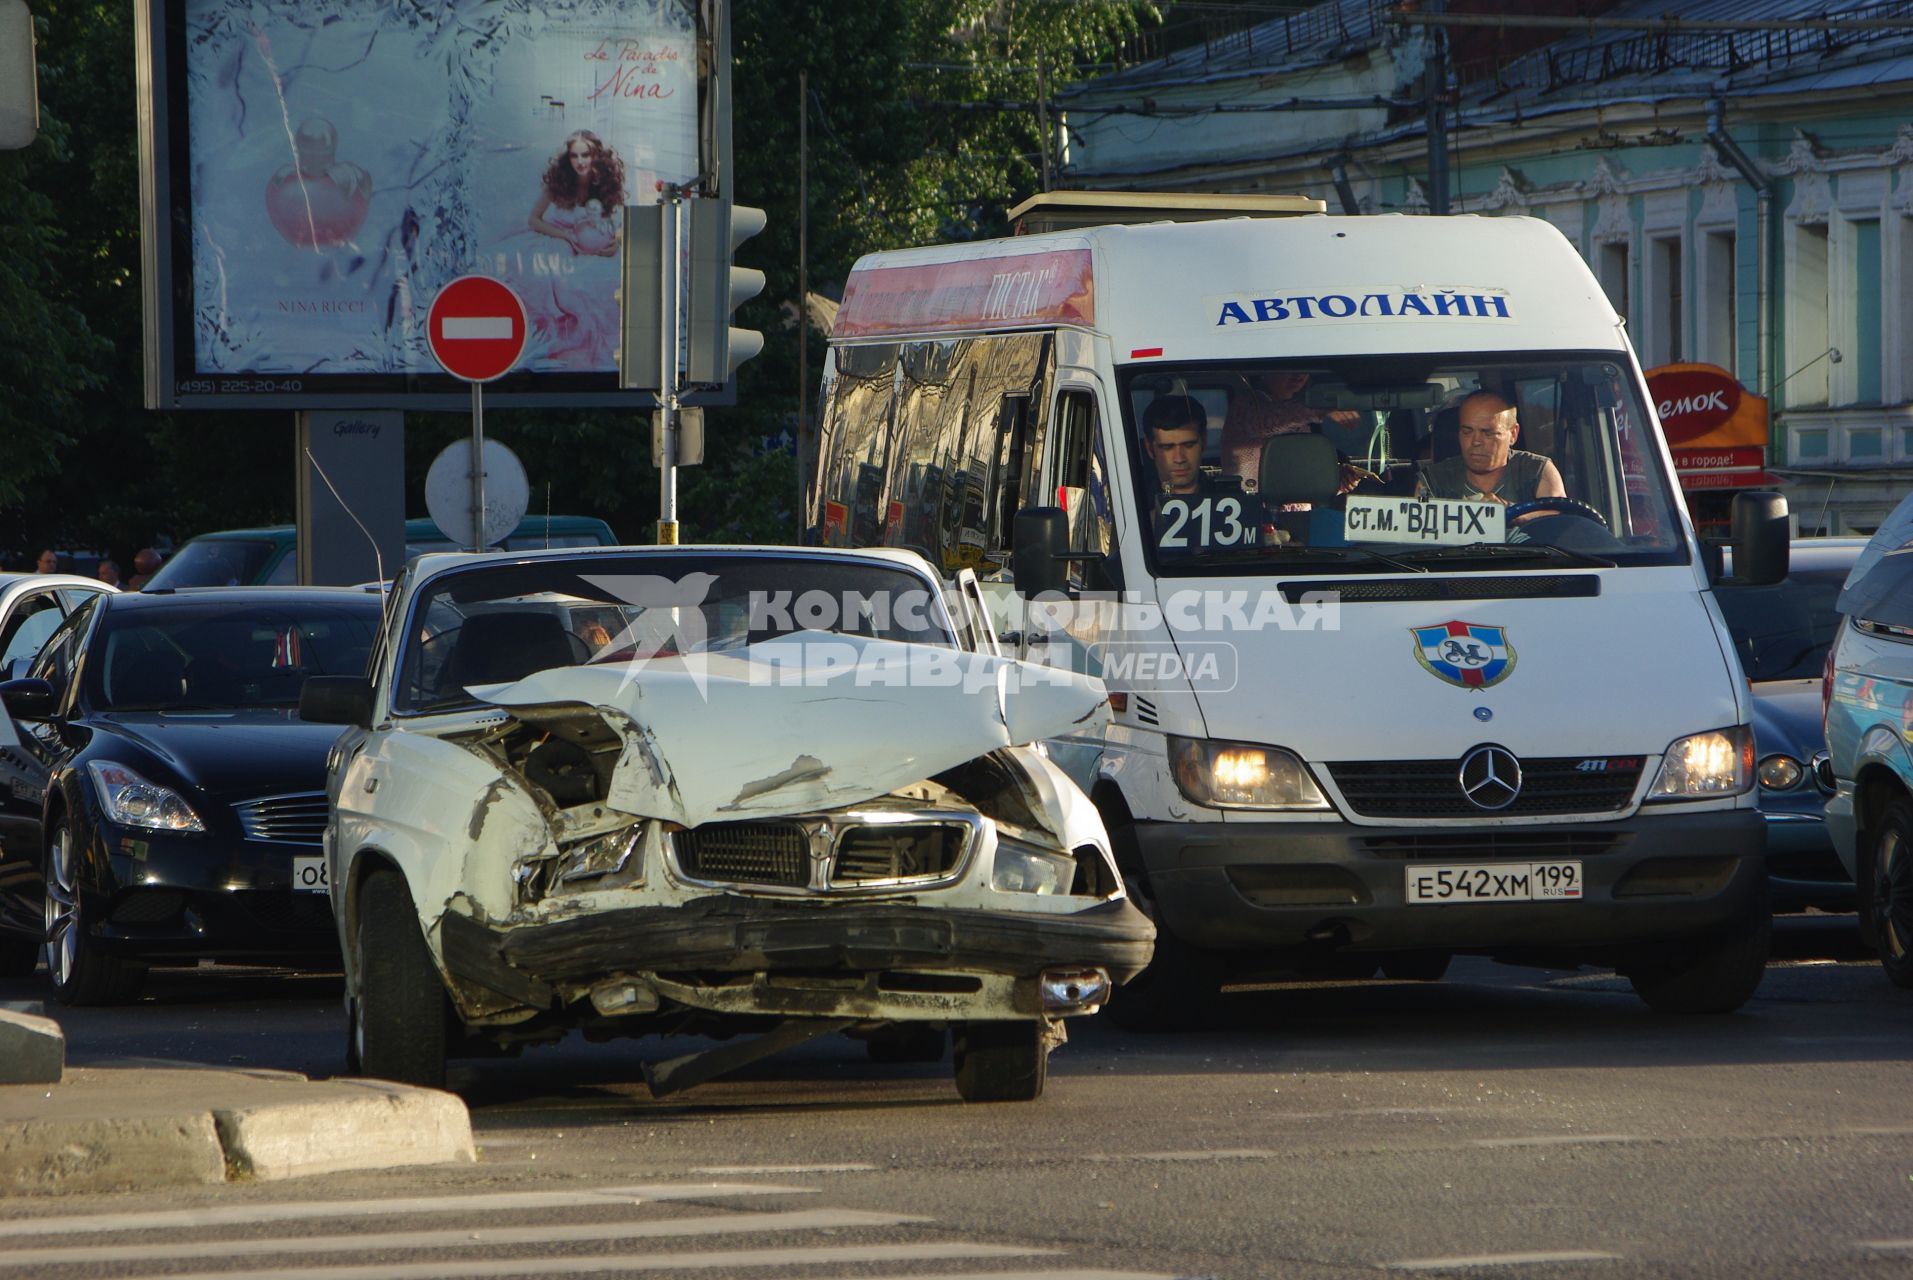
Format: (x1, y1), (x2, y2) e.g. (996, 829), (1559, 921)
(136, 0), (719, 409)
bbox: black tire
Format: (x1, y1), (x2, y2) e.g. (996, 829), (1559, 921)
(1867, 797), (1913, 989)
(1380, 950), (1452, 982)
(352, 869), (453, 1088)
(43, 820), (144, 1006)
(865, 1023), (946, 1064)
(1102, 811), (1223, 1032)
(1627, 882), (1772, 1014)
(953, 1020), (1047, 1102)
(0, 931), (38, 978)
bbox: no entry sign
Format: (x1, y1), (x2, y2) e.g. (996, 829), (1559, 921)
(427, 276), (528, 383)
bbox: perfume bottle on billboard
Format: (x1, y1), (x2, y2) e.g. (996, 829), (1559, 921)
(265, 117), (372, 249)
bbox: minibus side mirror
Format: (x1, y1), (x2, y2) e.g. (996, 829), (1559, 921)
(300, 675), (375, 729)
(1013, 507), (1072, 599)
(1728, 491), (1790, 586)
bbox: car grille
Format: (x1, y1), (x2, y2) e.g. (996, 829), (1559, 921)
(1327, 757), (1643, 819)
(672, 817), (976, 891)
(675, 822), (810, 887)
(235, 792), (330, 847)
(1359, 832), (1628, 860)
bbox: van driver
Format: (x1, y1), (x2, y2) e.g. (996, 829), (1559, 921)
(1416, 391), (1566, 508)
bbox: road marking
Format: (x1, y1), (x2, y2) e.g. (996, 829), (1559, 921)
(106, 1241), (1042, 1280)
(1470, 1134), (1646, 1148)
(441, 317), (515, 340)
(1859, 1239), (1913, 1251)
(1386, 1250), (1622, 1270)
(0, 1183), (812, 1239)
(0, 1209), (923, 1268)
(691, 1163), (878, 1175)
(842, 1274), (1179, 1279)
(1084, 1149), (1279, 1163)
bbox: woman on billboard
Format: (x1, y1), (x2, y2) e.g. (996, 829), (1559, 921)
(523, 130), (627, 367)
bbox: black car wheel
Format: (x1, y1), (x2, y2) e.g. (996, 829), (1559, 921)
(43, 820), (144, 1006)
(1870, 798), (1913, 989)
(953, 1020), (1047, 1102)
(352, 868), (453, 1088)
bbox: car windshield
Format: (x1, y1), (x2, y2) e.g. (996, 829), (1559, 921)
(1120, 352), (1688, 574)
(1716, 563), (1851, 681)
(395, 554), (959, 713)
(143, 538), (280, 589)
(88, 598), (381, 711)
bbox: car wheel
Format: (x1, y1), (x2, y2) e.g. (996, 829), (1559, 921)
(1101, 813), (1223, 1033)
(1626, 881), (1771, 1014)
(1868, 798), (1913, 989)
(43, 819), (144, 1006)
(1381, 950), (1452, 982)
(953, 1020), (1047, 1102)
(0, 931), (38, 978)
(865, 1023), (946, 1064)
(352, 869), (452, 1088)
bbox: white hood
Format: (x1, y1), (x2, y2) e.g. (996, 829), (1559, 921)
(474, 632), (1109, 827)
(1168, 570), (1741, 762)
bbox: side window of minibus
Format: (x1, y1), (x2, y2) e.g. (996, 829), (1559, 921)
(1050, 389), (1116, 588)
(989, 394), (1034, 557)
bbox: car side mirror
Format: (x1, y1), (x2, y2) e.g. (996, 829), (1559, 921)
(1012, 507), (1072, 599)
(1729, 491), (1790, 586)
(0, 678), (57, 720)
(299, 675), (374, 729)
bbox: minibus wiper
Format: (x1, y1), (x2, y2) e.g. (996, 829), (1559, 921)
(1399, 541), (1616, 569)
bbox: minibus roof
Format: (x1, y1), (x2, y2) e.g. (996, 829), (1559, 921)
(833, 214), (1625, 358)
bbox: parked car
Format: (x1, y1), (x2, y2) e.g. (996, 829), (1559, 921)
(143, 515), (618, 589)
(301, 546), (1154, 1100)
(1715, 538), (1867, 912)
(0, 587), (384, 1001)
(1825, 499), (1913, 985)
(0, 573), (116, 678)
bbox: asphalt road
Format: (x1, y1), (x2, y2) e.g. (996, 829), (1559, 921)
(3, 915), (1911, 1279)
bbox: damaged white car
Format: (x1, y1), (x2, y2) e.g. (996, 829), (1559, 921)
(299, 546), (1154, 1102)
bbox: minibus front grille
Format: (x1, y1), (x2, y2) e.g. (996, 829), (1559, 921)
(1359, 832), (1629, 860)
(1328, 758), (1642, 818)
(1278, 576), (1600, 604)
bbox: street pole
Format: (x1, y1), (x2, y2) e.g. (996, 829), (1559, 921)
(1424, 37), (1449, 216)
(657, 190), (681, 546)
(468, 382), (486, 553)
(797, 69), (809, 541)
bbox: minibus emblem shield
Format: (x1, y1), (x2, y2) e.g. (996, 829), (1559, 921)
(1413, 621), (1515, 689)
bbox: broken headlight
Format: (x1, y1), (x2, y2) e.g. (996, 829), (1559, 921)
(991, 835), (1076, 895)
(558, 827), (644, 884)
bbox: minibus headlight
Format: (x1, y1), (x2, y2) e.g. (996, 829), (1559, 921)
(1168, 737), (1329, 810)
(1647, 727), (1754, 800)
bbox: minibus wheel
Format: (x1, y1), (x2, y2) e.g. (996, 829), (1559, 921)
(1625, 883), (1771, 1014)
(1867, 797), (1913, 988)
(1098, 808), (1223, 1031)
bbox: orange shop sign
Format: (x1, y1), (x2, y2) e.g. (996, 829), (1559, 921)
(1643, 363), (1773, 489)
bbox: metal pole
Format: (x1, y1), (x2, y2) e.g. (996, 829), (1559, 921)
(1424, 39), (1449, 216)
(657, 192), (680, 545)
(468, 382), (486, 553)
(797, 69), (809, 541)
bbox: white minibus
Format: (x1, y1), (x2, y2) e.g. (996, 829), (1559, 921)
(808, 199), (1787, 1025)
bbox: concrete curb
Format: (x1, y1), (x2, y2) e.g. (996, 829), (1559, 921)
(215, 1081), (476, 1181)
(0, 1068), (475, 1195)
(0, 1010), (63, 1085)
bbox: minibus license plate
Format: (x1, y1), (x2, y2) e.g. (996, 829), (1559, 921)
(1406, 861), (1581, 904)
(1344, 495), (1505, 546)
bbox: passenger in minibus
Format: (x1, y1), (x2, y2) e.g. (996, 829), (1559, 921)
(1142, 396), (1220, 496)
(1416, 391), (1565, 507)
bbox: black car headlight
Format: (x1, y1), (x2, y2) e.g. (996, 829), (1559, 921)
(86, 761), (206, 833)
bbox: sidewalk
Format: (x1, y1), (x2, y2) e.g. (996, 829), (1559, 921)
(0, 1008), (473, 1196)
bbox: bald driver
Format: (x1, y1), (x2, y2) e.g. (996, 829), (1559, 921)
(1416, 390), (1566, 508)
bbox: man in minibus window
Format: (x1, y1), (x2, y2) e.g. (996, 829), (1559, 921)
(1417, 391), (1565, 507)
(1142, 395), (1214, 496)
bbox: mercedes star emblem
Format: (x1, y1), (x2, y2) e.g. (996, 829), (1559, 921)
(1459, 745), (1522, 811)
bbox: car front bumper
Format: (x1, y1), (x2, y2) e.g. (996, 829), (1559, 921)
(1132, 808), (1766, 962)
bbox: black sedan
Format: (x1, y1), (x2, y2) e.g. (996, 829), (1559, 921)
(0, 587), (381, 1003)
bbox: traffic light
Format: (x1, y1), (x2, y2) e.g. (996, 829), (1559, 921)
(616, 204), (667, 393)
(685, 199), (766, 387)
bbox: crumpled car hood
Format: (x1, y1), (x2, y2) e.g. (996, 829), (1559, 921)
(473, 631), (1108, 828)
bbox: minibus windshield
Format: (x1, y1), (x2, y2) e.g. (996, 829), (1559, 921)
(1120, 353), (1689, 574)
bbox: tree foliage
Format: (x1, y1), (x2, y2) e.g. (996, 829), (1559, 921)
(0, 0), (1159, 564)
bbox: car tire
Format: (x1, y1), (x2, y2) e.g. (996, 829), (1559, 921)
(865, 1023), (946, 1064)
(1381, 950), (1452, 982)
(1101, 812), (1223, 1032)
(352, 869), (452, 1088)
(1867, 797), (1913, 989)
(43, 819), (144, 1006)
(953, 1020), (1047, 1102)
(0, 931), (39, 978)
(1626, 882), (1771, 1015)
